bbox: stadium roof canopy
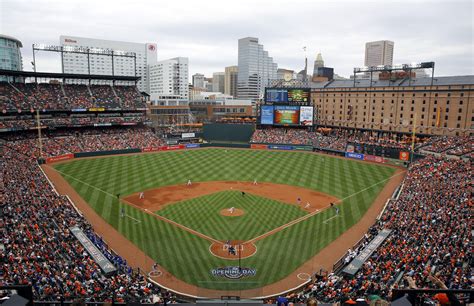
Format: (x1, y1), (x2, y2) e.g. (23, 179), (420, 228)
(0, 69), (141, 81)
(311, 75), (474, 89)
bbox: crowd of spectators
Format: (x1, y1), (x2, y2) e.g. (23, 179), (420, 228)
(251, 128), (419, 151)
(295, 156), (472, 304)
(421, 136), (473, 155)
(1, 82), (147, 111)
(0, 115), (148, 130)
(1, 144), (169, 302)
(3, 127), (164, 157)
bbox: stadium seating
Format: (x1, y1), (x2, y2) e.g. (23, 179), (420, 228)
(0, 82), (146, 111)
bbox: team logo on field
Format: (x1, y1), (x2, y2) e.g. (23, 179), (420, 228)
(211, 266), (256, 279)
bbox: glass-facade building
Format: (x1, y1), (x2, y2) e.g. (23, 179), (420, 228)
(237, 37), (277, 100)
(0, 35), (23, 72)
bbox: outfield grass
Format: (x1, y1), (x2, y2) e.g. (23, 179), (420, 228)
(54, 148), (396, 290)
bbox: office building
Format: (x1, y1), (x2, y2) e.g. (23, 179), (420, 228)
(192, 73), (205, 89)
(60, 35), (157, 93)
(224, 66), (238, 97)
(237, 37), (278, 100)
(212, 72), (225, 93)
(312, 53), (324, 77)
(149, 57), (189, 101)
(0, 34), (23, 72)
(364, 40), (394, 67)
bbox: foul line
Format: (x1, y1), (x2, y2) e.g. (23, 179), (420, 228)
(52, 167), (220, 244)
(124, 214), (142, 224)
(323, 215), (340, 224)
(244, 170), (406, 244)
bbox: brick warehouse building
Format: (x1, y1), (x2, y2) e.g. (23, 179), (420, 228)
(311, 75), (473, 136)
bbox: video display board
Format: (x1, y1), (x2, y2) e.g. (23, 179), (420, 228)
(260, 105), (314, 126)
(274, 105), (300, 125)
(265, 88), (310, 105)
(299, 106), (314, 126)
(260, 105), (274, 125)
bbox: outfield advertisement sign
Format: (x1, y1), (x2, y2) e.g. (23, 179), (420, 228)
(143, 145), (187, 152)
(250, 144), (268, 149)
(299, 106), (314, 126)
(182, 133), (195, 138)
(345, 152), (364, 160)
(211, 266), (256, 279)
(342, 229), (391, 275)
(185, 143), (200, 148)
(70, 226), (117, 275)
(293, 145), (313, 151)
(46, 153), (74, 164)
(364, 154), (386, 163)
(268, 145), (294, 150)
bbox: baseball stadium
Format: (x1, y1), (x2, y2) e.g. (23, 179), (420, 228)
(1, 38), (473, 306)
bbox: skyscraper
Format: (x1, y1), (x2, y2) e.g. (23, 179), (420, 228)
(237, 37), (277, 100)
(224, 66), (238, 97)
(212, 72), (225, 93)
(364, 40), (394, 67)
(192, 73), (205, 89)
(313, 53), (324, 74)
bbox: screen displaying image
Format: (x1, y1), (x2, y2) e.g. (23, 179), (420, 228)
(260, 105), (274, 125)
(287, 89), (310, 102)
(299, 106), (313, 126)
(274, 105), (300, 125)
(265, 89), (288, 103)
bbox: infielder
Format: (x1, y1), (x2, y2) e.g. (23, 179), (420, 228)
(187, 179), (192, 186)
(253, 178), (258, 185)
(304, 202), (311, 209)
(139, 192), (145, 199)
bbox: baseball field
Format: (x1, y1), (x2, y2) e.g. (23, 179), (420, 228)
(44, 148), (403, 297)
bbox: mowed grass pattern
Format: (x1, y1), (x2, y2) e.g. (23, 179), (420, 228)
(157, 190), (307, 241)
(54, 148), (396, 290)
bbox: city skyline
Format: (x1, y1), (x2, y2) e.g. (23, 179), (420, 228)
(1, 0), (472, 80)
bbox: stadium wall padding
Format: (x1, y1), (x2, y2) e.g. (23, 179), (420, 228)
(74, 148), (141, 158)
(201, 143), (251, 149)
(203, 123), (255, 143)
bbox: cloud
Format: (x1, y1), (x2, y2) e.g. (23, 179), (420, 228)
(1, 0), (472, 79)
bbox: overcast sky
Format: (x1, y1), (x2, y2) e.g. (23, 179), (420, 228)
(1, 0), (472, 79)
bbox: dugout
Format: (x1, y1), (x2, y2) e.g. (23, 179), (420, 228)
(203, 123), (255, 143)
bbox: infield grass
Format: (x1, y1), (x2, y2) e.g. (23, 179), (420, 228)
(54, 148), (396, 291)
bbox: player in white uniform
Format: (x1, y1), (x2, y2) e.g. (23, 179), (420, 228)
(187, 179), (192, 186)
(228, 207), (235, 214)
(139, 192), (145, 199)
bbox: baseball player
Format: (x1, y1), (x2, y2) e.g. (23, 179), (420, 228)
(187, 179), (192, 186)
(139, 192), (145, 199)
(120, 207), (125, 218)
(297, 197), (301, 206)
(253, 178), (258, 185)
(229, 207), (235, 214)
(304, 202), (311, 209)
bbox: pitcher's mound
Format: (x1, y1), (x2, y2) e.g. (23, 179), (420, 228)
(209, 240), (257, 260)
(220, 208), (245, 216)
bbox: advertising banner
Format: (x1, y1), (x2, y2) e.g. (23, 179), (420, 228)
(185, 143), (200, 148)
(299, 106), (314, 126)
(399, 151), (410, 161)
(70, 226), (117, 275)
(182, 133), (196, 138)
(364, 155), (386, 163)
(88, 107), (105, 112)
(268, 145), (294, 150)
(260, 105), (274, 125)
(293, 146), (313, 151)
(342, 229), (391, 275)
(345, 152), (364, 160)
(142, 147), (161, 152)
(250, 144), (268, 149)
(46, 153), (74, 163)
(274, 105), (300, 125)
(160, 144), (186, 151)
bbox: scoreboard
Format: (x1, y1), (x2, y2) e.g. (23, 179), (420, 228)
(265, 88), (310, 105)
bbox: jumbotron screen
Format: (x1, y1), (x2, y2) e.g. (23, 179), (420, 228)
(265, 88), (310, 105)
(260, 105), (314, 126)
(274, 106), (300, 125)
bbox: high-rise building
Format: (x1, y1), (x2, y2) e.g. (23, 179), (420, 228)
(192, 73), (205, 89)
(364, 40), (394, 67)
(224, 66), (238, 97)
(60, 35), (157, 94)
(204, 77), (213, 92)
(212, 72), (225, 93)
(0, 34), (23, 72)
(313, 53), (324, 75)
(277, 69), (295, 81)
(237, 37), (278, 100)
(149, 57), (189, 101)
